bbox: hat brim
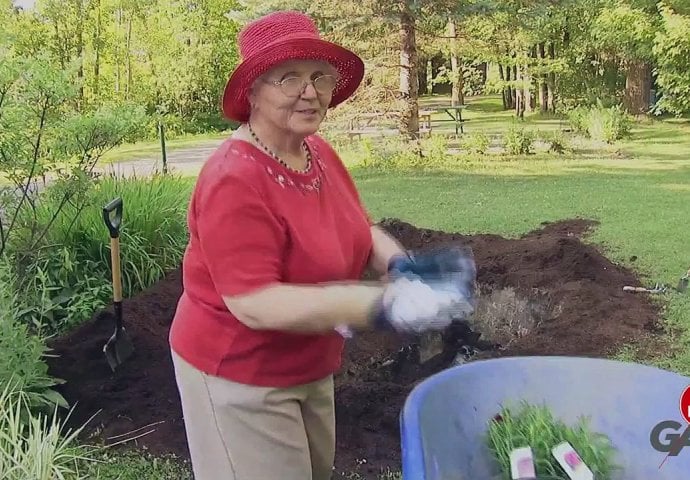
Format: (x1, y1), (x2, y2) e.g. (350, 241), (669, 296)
(221, 37), (365, 123)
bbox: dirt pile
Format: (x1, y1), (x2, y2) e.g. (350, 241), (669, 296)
(47, 218), (662, 479)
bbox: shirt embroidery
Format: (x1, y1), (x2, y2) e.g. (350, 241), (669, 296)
(228, 138), (330, 194)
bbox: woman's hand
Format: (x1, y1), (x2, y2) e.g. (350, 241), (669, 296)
(372, 247), (477, 333)
(368, 225), (407, 278)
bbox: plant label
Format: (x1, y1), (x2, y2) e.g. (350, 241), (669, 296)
(509, 446), (536, 480)
(552, 441), (594, 480)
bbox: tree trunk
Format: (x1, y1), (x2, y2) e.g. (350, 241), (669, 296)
(417, 54), (428, 95)
(515, 65), (525, 119)
(623, 59), (651, 115)
(512, 65), (518, 110)
(126, 14), (133, 99)
(399, 0), (419, 139)
(116, 7), (121, 94)
(505, 63), (514, 109)
(523, 62), (532, 114)
(93, 0), (101, 97)
(547, 42), (556, 113)
(499, 64), (508, 109)
(448, 18), (463, 106)
(538, 43), (547, 113)
(76, 0), (84, 108)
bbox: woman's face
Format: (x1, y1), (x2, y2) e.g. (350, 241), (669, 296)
(249, 59), (338, 138)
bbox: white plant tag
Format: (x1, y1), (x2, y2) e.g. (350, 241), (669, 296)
(509, 446), (536, 480)
(552, 441), (594, 480)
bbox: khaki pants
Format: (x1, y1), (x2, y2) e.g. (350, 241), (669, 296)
(171, 350), (335, 480)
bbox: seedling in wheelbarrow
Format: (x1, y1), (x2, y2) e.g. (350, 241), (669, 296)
(102, 197), (135, 371)
(487, 402), (619, 479)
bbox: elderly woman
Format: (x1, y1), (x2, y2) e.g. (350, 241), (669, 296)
(168, 10), (476, 480)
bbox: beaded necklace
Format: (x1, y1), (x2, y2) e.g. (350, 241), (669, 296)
(247, 123), (312, 174)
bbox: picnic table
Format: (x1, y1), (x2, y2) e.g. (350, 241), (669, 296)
(434, 105), (466, 134)
(344, 105), (466, 139)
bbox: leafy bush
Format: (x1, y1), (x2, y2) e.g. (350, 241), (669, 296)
(567, 103), (633, 143)
(566, 107), (590, 136)
(503, 125), (535, 155)
(540, 130), (571, 154)
(359, 136), (425, 170)
(461, 132), (490, 155)
(7, 174), (194, 334)
(0, 258), (68, 414)
(653, 6), (690, 116)
(587, 104), (633, 143)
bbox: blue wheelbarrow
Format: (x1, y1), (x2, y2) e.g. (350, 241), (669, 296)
(400, 356), (690, 479)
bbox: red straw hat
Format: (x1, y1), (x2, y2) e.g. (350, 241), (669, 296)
(221, 11), (365, 122)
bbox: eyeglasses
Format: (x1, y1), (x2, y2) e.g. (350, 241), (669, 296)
(267, 75), (338, 97)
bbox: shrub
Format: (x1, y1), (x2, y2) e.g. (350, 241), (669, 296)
(566, 103), (633, 143)
(0, 258), (68, 414)
(7, 174), (194, 334)
(540, 130), (571, 154)
(503, 125), (535, 155)
(566, 106), (590, 136)
(0, 381), (93, 479)
(419, 134), (450, 165)
(460, 132), (490, 155)
(587, 104), (633, 143)
(358, 136), (425, 170)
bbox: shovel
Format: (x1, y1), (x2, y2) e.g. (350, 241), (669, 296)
(678, 267), (690, 293)
(102, 196), (134, 371)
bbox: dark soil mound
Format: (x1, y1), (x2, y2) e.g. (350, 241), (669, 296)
(47, 218), (662, 479)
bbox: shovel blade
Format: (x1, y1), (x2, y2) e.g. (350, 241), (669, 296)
(103, 328), (135, 372)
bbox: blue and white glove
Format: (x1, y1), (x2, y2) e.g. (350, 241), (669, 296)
(372, 246), (477, 333)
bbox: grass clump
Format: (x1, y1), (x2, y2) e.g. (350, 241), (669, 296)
(487, 402), (619, 479)
(0, 381), (94, 479)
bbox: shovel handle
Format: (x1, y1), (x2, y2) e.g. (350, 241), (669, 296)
(103, 197), (123, 239)
(103, 198), (123, 304)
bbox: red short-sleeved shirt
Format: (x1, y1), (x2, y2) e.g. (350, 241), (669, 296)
(168, 134), (373, 387)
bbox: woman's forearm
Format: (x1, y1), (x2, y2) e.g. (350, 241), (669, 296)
(223, 282), (384, 333)
(368, 225), (406, 275)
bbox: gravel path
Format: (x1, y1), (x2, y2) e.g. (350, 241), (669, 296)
(0, 139), (224, 223)
(97, 139), (224, 178)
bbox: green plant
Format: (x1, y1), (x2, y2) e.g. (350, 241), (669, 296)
(541, 131), (570, 154)
(357, 137), (425, 170)
(461, 132), (490, 155)
(566, 107), (589, 136)
(0, 258), (68, 413)
(7, 174), (193, 334)
(0, 381), (93, 479)
(503, 125), (535, 155)
(487, 402), (618, 479)
(587, 104), (633, 143)
(420, 134), (450, 165)
(566, 103), (633, 143)
(81, 451), (193, 479)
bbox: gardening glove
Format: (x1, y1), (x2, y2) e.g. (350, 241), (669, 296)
(388, 246), (477, 301)
(372, 246), (477, 333)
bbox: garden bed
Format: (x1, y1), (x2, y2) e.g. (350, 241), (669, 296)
(47, 218), (662, 479)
